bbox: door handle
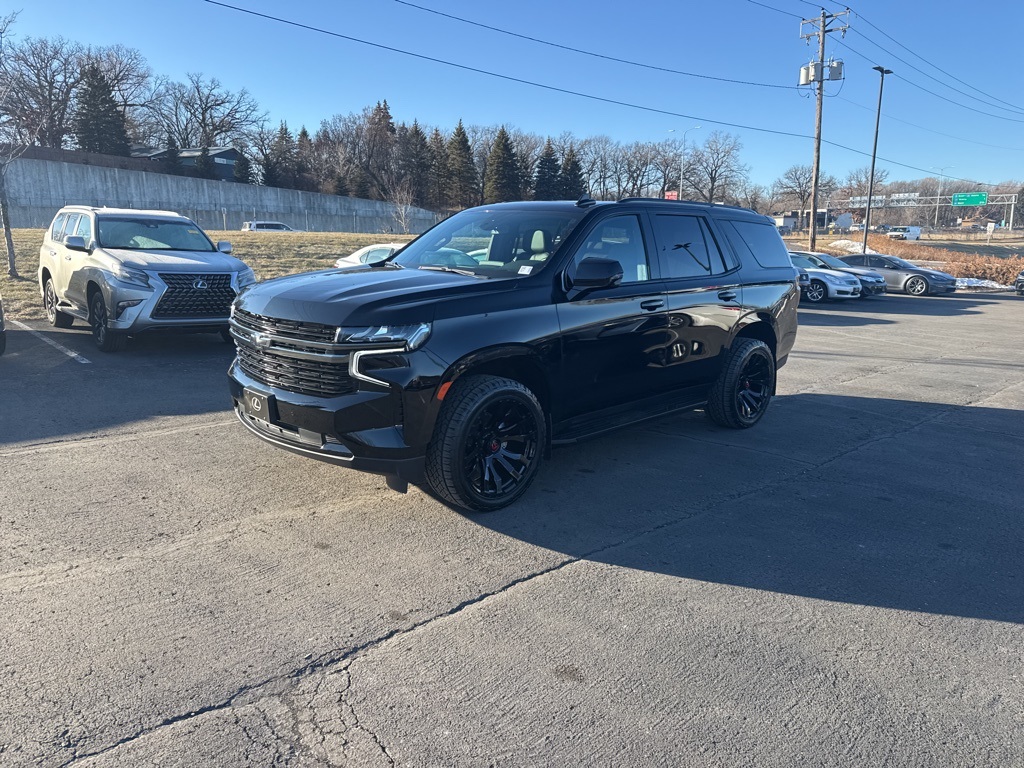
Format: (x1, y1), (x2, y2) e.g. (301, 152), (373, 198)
(640, 299), (665, 311)
(49, 250), (57, 257)
(64, 255), (72, 261)
(717, 290), (737, 301)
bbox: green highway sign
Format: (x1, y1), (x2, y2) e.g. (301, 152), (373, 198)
(952, 192), (988, 206)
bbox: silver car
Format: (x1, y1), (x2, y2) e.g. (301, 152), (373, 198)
(839, 253), (956, 296)
(38, 206), (256, 352)
(789, 250), (887, 297)
(789, 253), (862, 303)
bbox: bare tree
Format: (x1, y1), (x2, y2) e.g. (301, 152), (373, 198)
(152, 72), (264, 148)
(841, 166), (888, 198)
(86, 44), (160, 143)
(685, 131), (748, 204)
(737, 182), (774, 214)
(0, 32), (83, 148)
(389, 180), (415, 234)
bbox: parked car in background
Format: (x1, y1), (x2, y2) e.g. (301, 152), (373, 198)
(0, 290), (6, 356)
(789, 250), (887, 297)
(241, 221), (301, 232)
(789, 253), (862, 303)
(1015, 267), (1024, 296)
(839, 253), (956, 296)
(228, 198), (798, 511)
(39, 207), (256, 352)
(334, 243), (407, 268)
(795, 266), (811, 292)
(887, 225), (921, 240)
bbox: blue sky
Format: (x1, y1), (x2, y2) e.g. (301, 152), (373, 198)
(12, 0), (1024, 190)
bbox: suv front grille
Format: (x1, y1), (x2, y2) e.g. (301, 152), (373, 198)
(153, 273), (235, 319)
(232, 308), (337, 344)
(236, 344), (356, 398)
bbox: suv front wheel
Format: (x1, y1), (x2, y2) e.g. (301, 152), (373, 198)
(426, 375), (545, 512)
(89, 290), (127, 353)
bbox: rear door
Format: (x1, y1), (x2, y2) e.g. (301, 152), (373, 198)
(52, 213), (80, 298)
(650, 212), (743, 389)
(555, 212), (668, 419)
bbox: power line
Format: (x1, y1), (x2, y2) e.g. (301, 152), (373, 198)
(392, 0), (798, 91)
(201, 0), (1000, 187)
(744, 0), (803, 19)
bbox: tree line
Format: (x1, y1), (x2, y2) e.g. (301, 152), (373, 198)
(1, 18), (1020, 225)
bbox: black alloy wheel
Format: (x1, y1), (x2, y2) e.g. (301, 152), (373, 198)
(44, 279), (74, 328)
(426, 375), (545, 512)
(706, 338), (776, 429)
(89, 291), (126, 352)
(804, 280), (827, 303)
(905, 276), (929, 296)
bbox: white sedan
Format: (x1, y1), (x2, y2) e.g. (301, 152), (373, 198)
(789, 253), (862, 303)
(334, 243), (406, 268)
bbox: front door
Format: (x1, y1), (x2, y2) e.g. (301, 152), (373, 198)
(555, 213), (669, 421)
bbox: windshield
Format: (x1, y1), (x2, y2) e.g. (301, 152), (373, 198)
(886, 256), (914, 268)
(97, 218), (215, 251)
(790, 255), (816, 270)
(815, 252), (850, 269)
(392, 206), (587, 278)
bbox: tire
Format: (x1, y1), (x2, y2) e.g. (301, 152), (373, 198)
(905, 276), (929, 296)
(89, 290), (127, 353)
(705, 338), (776, 430)
(426, 374), (545, 512)
(43, 278), (74, 328)
(0, 330), (6, 356)
(804, 280), (828, 303)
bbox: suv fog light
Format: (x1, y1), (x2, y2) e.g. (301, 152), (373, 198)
(116, 299), (143, 319)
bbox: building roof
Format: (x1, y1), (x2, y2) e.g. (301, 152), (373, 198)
(131, 146), (237, 159)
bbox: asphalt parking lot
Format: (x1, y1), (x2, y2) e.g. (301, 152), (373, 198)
(1, 291), (1022, 767)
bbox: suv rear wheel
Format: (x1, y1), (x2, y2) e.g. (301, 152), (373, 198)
(44, 278), (74, 328)
(706, 338), (776, 429)
(426, 375), (545, 512)
(89, 291), (127, 353)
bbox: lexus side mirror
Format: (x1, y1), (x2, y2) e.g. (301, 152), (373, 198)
(65, 235), (90, 253)
(217, 241), (233, 254)
(571, 257), (623, 292)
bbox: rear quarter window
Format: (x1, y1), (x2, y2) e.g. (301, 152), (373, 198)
(721, 220), (793, 269)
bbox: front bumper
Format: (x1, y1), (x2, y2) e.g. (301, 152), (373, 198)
(106, 272), (238, 333)
(929, 283), (957, 294)
(1015, 279), (1024, 294)
(859, 281), (887, 295)
(829, 284), (862, 298)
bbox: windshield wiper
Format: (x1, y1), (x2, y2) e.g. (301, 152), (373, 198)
(417, 265), (480, 277)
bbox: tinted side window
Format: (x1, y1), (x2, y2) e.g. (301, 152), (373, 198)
(653, 214), (727, 279)
(867, 256), (888, 269)
(75, 215), (92, 241)
(843, 255), (866, 266)
(574, 214), (651, 283)
(722, 220), (792, 269)
(50, 214), (68, 242)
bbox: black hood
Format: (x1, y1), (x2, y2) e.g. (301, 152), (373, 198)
(235, 265), (508, 326)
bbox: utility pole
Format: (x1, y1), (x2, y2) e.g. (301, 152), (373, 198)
(800, 9), (848, 251)
(862, 66), (891, 254)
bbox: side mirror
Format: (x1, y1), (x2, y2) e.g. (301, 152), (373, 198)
(65, 235), (90, 253)
(571, 257), (623, 293)
(217, 241), (233, 254)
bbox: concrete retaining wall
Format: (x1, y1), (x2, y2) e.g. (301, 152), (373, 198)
(4, 158), (438, 233)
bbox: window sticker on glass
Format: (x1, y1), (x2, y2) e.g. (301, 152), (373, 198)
(518, 265), (533, 275)
(636, 264), (648, 281)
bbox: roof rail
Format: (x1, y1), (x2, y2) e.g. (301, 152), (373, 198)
(617, 197), (752, 212)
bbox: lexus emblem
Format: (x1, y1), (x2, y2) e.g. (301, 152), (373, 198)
(192, 278), (209, 290)
(253, 332), (272, 348)
(250, 396), (262, 412)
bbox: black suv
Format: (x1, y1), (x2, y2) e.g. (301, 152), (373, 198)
(227, 199), (799, 511)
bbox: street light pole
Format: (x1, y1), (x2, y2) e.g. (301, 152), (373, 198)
(932, 165), (954, 228)
(669, 126), (700, 201)
(862, 65), (892, 254)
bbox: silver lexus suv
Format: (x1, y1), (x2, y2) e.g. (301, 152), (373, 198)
(38, 207), (256, 352)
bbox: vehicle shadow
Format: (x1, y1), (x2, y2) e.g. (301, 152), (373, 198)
(799, 292), (1008, 322)
(466, 394), (1024, 624)
(0, 324), (236, 446)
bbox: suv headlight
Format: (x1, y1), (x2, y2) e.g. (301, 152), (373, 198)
(112, 264), (151, 287)
(335, 323), (431, 350)
(237, 266), (256, 288)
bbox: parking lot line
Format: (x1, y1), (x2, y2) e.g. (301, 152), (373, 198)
(10, 320), (92, 364)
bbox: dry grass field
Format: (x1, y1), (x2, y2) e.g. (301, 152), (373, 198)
(4, 228), (1021, 323)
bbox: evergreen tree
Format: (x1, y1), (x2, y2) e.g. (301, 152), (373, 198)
(396, 120), (431, 208)
(194, 145), (215, 179)
(559, 144), (586, 200)
(365, 100), (396, 199)
(73, 64), (130, 156)
(332, 173), (349, 196)
(233, 153), (252, 184)
(263, 122), (297, 188)
(427, 128), (450, 211)
(533, 139), (561, 200)
(483, 127), (520, 204)
(296, 126), (316, 191)
(446, 120), (478, 210)
(349, 167), (371, 199)
(163, 132), (182, 175)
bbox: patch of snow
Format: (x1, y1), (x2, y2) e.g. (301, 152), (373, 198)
(829, 239), (879, 254)
(956, 277), (1012, 290)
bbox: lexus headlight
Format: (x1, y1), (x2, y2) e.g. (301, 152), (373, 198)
(237, 266), (256, 288)
(335, 323), (431, 350)
(112, 263), (151, 287)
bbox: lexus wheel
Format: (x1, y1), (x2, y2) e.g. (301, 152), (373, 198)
(905, 276), (929, 296)
(706, 338), (776, 429)
(44, 279), (74, 328)
(804, 280), (827, 303)
(89, 290), (126, 353)
(426, 375), (545, 512)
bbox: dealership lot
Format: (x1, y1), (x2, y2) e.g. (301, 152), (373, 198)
(1, 293), (1021, 766)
